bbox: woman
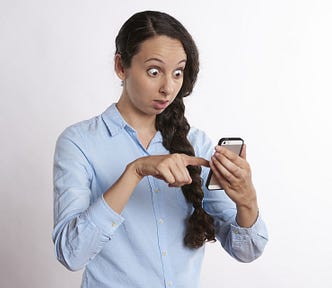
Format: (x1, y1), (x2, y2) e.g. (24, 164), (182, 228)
(53, 10), (268, 288)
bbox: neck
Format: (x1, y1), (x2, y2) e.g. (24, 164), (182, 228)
(115, 102), (157, 151)
(116, 103), (156, 131)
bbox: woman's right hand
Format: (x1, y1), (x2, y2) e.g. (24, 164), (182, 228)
(104, 154), (208, 213)
(132, 154), (209, 187)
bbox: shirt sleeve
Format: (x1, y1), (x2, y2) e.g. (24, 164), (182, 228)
(52, 127), (124, 271)
(203, 188), (268, 263)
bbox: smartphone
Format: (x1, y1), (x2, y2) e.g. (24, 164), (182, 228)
(206, 137), (244, 190)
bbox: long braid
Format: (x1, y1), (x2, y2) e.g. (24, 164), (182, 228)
(116, 10), (216, 248)
(156, 97), (216, 248)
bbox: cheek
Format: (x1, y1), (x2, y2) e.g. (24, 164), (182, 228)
(130, 74), (155, 91)
(175, 79), (184, 94)
(126, 76), (146, 96)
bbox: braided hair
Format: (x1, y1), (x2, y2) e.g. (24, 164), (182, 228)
(115, 10), (215, 248)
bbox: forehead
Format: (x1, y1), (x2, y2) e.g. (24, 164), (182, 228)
(134, 35), (187, 63)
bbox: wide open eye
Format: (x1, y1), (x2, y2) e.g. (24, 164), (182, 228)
(147, 68), (160, 77)
(173, 69), (183, 78)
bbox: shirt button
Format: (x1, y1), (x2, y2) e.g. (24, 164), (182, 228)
(158, 218), (164, 224)
(111, 221), (117, 227)
(162, 251), (167, 257)
(154, 188), (159, 193)
(168, 281), (173, 286)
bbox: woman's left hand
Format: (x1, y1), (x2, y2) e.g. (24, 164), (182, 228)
(210, 144), (259, 227)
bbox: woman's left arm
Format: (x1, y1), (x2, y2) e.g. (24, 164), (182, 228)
(210, 144), (259, 227)
(203, 144), (268, 262)
(188, 128), (268, 262)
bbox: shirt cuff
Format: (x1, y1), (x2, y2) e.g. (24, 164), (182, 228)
(230, 215), (268, 238)
(86, 196), (125, 238)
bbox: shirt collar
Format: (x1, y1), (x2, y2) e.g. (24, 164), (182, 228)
(101, 103), (128, 136)
(101, 103), (163, 143)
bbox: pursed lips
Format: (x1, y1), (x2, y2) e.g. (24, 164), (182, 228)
(152, 99), (170, 110)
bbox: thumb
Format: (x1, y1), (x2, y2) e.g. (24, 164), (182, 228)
(240, 144), (247, 159)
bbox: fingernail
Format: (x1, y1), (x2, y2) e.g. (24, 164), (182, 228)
(215, 145), (223, 152)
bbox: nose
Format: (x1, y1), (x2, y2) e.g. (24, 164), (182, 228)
(159, 75), (175, 96)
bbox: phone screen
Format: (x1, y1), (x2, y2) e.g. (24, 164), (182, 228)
(206, 138), (244, 190)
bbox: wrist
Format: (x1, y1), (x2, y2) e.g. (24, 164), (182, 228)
(236, 198), (258, 212)
(236, 201), (259, 228)
(126, 159), (144, 182)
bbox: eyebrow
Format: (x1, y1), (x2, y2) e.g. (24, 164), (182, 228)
(144, 58), (187, 65)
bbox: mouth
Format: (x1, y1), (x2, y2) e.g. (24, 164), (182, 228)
(152, 100), (169, 110)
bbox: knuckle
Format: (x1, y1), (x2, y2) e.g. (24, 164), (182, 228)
(172, 153), (187, 164)
(170, 153), (180, 161)
(158, 162), (168, 171)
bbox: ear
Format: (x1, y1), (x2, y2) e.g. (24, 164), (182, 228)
(114, 54), (126, 80)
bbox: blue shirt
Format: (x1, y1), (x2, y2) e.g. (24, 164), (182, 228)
(52, 103), (268, 288)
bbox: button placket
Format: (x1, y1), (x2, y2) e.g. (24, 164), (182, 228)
(149, 177), (175, 287)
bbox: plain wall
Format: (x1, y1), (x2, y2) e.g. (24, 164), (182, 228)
(1, 0), (331, 287)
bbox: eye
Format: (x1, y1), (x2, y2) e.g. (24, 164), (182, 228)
(147, 68), (160, 77)
(173, 69), (183, 78)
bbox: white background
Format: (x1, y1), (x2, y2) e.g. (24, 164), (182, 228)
(1, 0), (331, 287)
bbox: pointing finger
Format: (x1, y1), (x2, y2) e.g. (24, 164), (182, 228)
(185, 155), (210, 167)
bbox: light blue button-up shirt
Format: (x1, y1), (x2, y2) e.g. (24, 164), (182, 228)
(52, 103), (268, 288)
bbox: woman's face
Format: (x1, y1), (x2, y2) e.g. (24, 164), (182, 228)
(117, 35), (187, 119)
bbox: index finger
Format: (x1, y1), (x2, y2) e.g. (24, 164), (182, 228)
(184, 155), (210, 167)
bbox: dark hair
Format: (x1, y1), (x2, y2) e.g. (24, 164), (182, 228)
(115, 11), (215, 248)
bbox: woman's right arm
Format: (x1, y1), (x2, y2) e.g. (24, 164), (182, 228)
(53, 129), (208, 271)
(103, 153), (208, 213)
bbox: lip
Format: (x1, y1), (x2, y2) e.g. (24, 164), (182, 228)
(152, 100), (169, 110)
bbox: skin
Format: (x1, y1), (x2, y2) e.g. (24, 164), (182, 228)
(103, 35), (258, 228)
